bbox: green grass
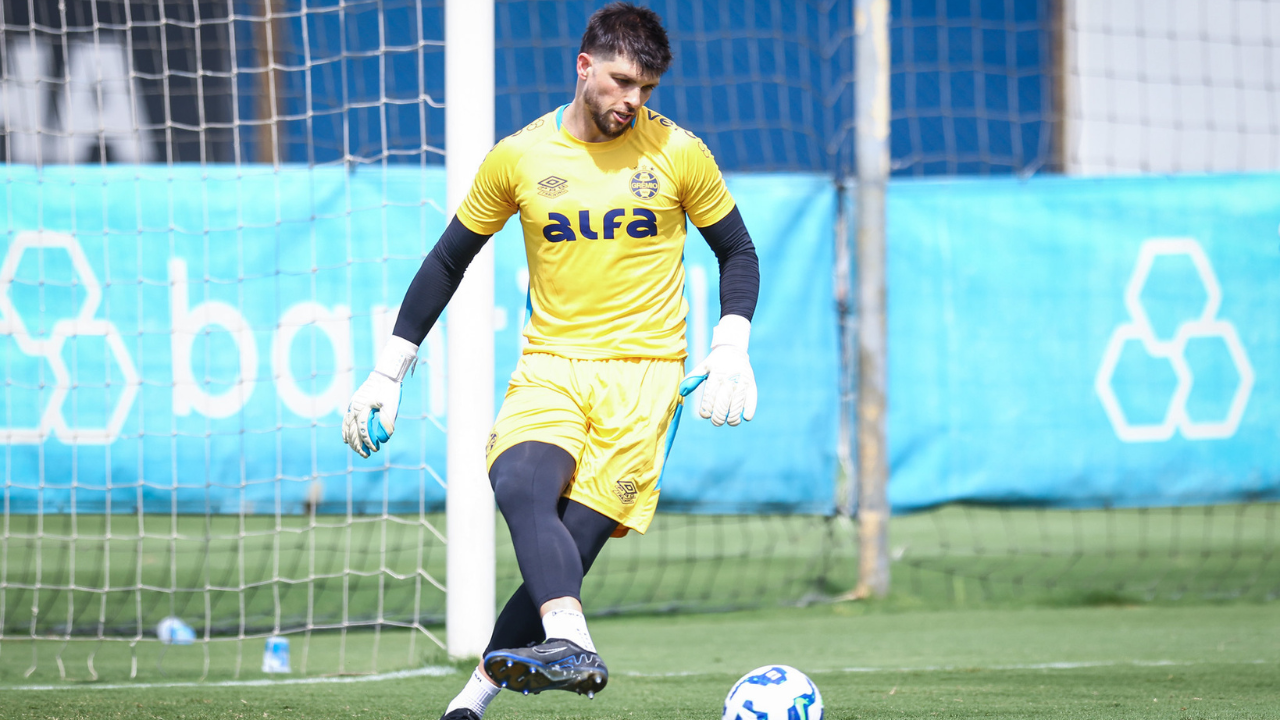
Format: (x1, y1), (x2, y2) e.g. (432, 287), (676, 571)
(892, 504), (1279, 605)
(6, 504), (1275, 641)
(2, 505), (1277, 717)
(0, 512), (856, 636)
(2, 602), (1278, 718)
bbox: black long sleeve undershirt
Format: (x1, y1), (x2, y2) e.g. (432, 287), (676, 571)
(391, 216), (491, 346)
(391, 205), (761, 346)
(695, 206), (760, 321)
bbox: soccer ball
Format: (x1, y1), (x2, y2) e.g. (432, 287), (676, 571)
(722, 665), (824, 720)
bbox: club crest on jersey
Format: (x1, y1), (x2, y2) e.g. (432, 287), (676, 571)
(537, 175), (569, 198)
(629, 170), (660, 199)
(613, 479), (638, 505)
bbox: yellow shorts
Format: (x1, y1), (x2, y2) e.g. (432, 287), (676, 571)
(485, 352), (684, 535)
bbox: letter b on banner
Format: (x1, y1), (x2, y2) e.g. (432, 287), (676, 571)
(170, 258), (354, 420)
(169, 258), (258, 418)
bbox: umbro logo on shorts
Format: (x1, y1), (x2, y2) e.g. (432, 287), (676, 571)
(537, 175), (569, 198)
(613, 479), (638, 505)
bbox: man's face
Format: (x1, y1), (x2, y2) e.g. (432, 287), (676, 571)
(579, 53), (661, 139)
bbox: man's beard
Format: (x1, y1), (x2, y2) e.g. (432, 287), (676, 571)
(583, 85), (630, 139)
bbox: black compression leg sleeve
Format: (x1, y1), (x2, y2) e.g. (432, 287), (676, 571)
(488, 438), (619, 604)
(484, 458), (618, 656)
(561, 496), (618, 577)
(489, 441), (582, 608)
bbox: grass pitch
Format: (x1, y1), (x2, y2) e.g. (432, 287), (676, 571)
(4, 601), (1277, 719)
(7, 504), (1274, 643)
(3, 505), (1277, 716)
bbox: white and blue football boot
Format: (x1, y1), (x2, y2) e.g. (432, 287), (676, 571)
(483, 639), (608, 697)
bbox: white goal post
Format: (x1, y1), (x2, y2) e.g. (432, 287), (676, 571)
(444, 0), (497, 660)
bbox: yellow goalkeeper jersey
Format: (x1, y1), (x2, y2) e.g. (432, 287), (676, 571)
(455, 106), (736, 361)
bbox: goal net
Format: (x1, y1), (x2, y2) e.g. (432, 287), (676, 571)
(1, 0), (455, 680)
(883, 0), (1279, 604)
(0, 0), (858, 682)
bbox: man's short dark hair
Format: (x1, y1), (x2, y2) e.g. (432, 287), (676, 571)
(579, 3), (672, 77)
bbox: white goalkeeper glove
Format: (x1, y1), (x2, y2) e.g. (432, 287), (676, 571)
(685, 314), (757, 427)
(343, 336), (418, 458)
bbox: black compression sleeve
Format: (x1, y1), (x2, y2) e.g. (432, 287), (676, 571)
(696, 205), (760, 321)
(488, 441), (619, 609)
(390, 216), (492, 345)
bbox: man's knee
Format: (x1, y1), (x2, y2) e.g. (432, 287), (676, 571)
(488, 460), (528, 513)
(488, 441), (575, 513)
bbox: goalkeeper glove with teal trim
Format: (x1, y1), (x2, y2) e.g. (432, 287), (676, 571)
(343, 335), (417, 458)
(685, 314), (757, 427)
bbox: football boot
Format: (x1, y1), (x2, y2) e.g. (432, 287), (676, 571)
(483, 638), (608, 697)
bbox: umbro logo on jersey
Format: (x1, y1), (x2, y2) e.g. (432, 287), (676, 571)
(537, 175), (569, 198)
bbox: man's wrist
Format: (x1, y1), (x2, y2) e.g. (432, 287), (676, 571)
(373, 335), (419, 383)
(711, 314), (751, 351)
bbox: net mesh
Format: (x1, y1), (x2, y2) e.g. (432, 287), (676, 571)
(896, 504), (1279, 605)
(0, 1), (860, 682)
(0, 0), (454, 680)
(1064, 0), (1280, 174)
(890, 0), (1057, 175)
(494, 1), (856, 174)
(878, 0), (1279, 613)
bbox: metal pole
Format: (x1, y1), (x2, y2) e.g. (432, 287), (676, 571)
(1058, 0), (1076, 173)
(834, 184), (857, 517)
(853, 0), (890, 599)
(445, 0), (495, 659)
(253, 0), (285, 165)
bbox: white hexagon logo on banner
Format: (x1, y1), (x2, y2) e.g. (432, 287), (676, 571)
(0, 230), (139, 444)
(1095, 238), (1253, 442)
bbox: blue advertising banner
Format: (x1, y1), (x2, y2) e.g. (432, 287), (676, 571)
(2, 166), (838, 516)
(888, 173), (1280, 512)
(11, 167), (1274, 517)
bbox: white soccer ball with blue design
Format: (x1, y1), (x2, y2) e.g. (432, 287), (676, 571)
(722, 664), (824, 720)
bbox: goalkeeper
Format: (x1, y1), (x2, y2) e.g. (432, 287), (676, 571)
(342, 4), (759, 719)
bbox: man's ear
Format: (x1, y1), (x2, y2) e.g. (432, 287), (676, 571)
(576, 52), (592, 81)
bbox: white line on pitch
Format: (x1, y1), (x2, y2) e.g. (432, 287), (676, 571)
(622, 658), (1272, 678)
(10, 659), (1273, 689)
(7, 665), (459, 691)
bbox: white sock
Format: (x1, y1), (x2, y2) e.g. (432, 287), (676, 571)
(445, 667), (501, 716)
(542, 608), (597, 652)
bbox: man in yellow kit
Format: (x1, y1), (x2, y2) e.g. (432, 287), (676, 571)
(342, 4), (759, 718)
